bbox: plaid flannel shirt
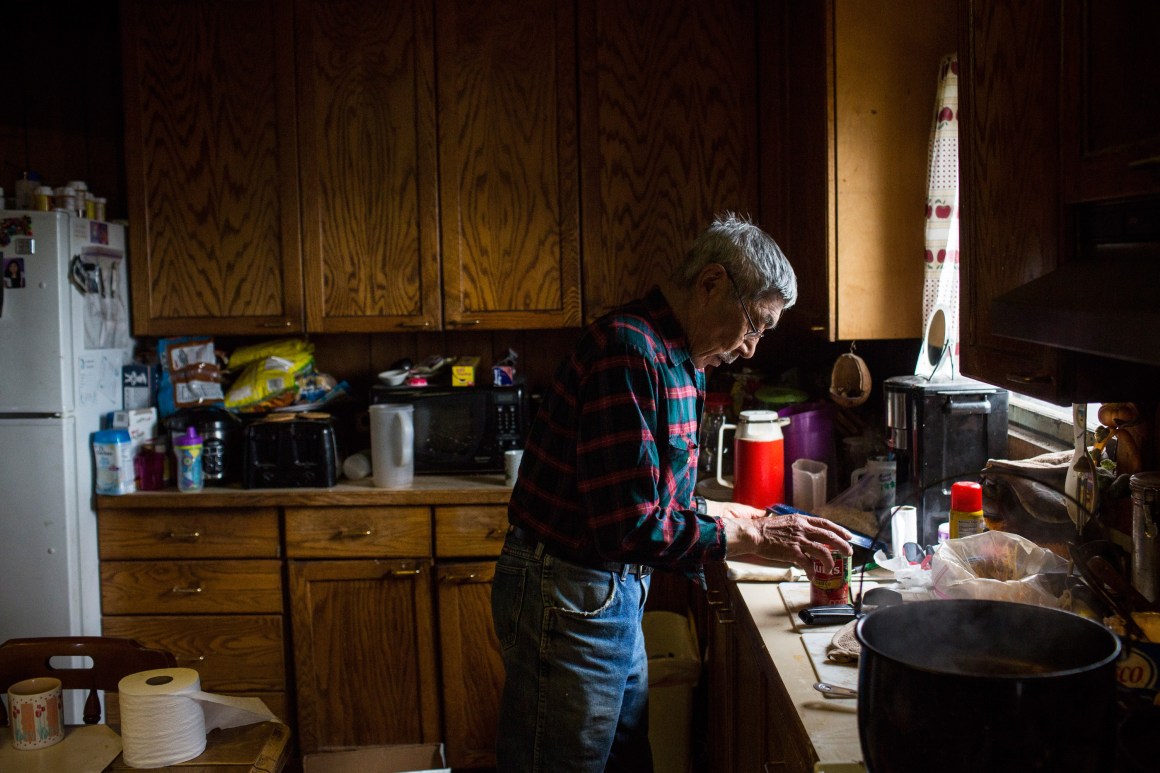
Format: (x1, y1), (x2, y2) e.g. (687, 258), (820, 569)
(508, 287), (726, 572)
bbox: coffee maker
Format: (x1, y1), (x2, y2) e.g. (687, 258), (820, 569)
(884, 375), (1009, 545)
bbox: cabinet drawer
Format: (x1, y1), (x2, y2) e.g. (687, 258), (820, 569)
(434, 506), (508, 557)
(101, 614), (285, 692)
(100, 560), (283, 614)
(99, 508), (280, 559)
(285, 507), (431, 558)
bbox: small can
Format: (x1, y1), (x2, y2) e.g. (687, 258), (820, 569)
(810, 550), (852, 606)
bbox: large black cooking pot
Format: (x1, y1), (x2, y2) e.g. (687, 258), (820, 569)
(856, 599), (1121, 772)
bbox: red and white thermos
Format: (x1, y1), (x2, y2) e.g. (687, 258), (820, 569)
(716, 409), (789, 509)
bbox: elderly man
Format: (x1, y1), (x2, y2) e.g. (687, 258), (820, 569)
(492, 213), (852, 772)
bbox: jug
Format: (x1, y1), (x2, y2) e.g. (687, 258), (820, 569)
(716, 409), (789, 509)
(370, 404), (414, 488)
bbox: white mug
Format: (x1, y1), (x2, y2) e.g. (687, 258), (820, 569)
(8, 677), (65, 750)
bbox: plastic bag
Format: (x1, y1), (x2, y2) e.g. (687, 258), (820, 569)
(157, 337), (224, 418)
(224, 339), (315, 412)
(929, 531), (1069, 607)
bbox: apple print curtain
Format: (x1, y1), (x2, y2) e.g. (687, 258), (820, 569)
(917, 54), (959, 377)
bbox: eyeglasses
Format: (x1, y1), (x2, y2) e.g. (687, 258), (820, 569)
(726, 272), (764, 339)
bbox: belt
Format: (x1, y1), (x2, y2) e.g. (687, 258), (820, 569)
(507, 524), (653, 577)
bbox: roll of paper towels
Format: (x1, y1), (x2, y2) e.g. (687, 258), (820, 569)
(118, 668), (277, 768)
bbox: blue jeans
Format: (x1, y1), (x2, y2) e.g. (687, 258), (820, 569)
(491, 532), (653, 773)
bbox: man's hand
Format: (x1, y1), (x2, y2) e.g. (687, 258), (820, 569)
(721, 511), (852, 576)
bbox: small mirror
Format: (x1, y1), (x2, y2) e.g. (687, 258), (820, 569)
(925, 307), (947, 366)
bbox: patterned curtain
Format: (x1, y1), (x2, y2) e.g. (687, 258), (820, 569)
(916, 54), (959, 379)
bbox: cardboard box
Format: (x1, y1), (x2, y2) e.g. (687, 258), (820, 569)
(111, 407), (158, 450)
(303, 743), (448, 773)
(451, 356), (480, 387)
(122, 363), (156, 410)
(1118, 638), (1160, 701)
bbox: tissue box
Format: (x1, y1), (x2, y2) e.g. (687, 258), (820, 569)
(303, 743), (448, 773)
(451, 356), (480, 387)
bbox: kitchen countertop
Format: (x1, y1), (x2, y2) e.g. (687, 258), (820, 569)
(734, 581), (866, 771)
(96, 475), (514, 508)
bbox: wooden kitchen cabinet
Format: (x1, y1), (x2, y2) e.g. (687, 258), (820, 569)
(436, 0), (581, 330)
(1061, 1), (1160, 203)
(121, 0), (304, 336)
(577, 0), (762, 321)
(957, 0), (1064, 403)
(296, 0), (442, 333)
(286, 506), (440, 755)
(97, 507), (289, 723)
(781, 0), (957, 341)
(703, 565), (815, 773)
(432, 505), (507, 769)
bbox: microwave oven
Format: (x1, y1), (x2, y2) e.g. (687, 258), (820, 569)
(369, 384), (528, 474)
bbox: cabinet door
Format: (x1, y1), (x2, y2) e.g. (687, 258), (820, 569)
(436, 561), (503, 769)
(704, 573), (736, 773)
(436, 0), (581, 330)
(1062, 1), (1160, 202)
(783, 0), (956, 341)
(297, 0), (442, 333)
(121, 0), (304, 335)
(289, 559), (440, 754)
(578, 0), (760, 321)
(958, 0), (1063, 401)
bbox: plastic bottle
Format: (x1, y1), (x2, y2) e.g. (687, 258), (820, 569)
(33, 186), (53, 211)
(174, 426), (205, 493)
(949, 481), (985, 539)
(93, 429), (137, 495)
(698, 392), (731, 476)
(15, 172), (40, 209)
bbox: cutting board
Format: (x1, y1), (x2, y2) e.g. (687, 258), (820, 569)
(801, 631), (860, 695)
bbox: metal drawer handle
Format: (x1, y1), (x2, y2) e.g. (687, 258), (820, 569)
(1005, 372), (1054, 385)
(714, 607), (735, 624)
(1128, 155), (1160, 169)
(170, 584), (203, 594)
(335, 529), (374, 539)
(390, 568), (421, 577)
(441, 573), (487, 584)
(166, 531), (202, 541)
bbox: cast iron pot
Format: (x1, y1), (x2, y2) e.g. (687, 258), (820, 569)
(855, 599), (1121, 773)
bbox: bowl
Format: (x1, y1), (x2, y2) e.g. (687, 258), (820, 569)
(377, 369), (409, 387)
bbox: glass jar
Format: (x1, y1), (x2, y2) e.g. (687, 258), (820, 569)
(699, 392), (732, 478)
(1130, 472), (1160, 604)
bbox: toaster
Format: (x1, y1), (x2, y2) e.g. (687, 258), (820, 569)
(243, 414), (338, 489)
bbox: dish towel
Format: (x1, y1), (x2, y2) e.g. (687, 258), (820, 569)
(916, 54), (960, 379)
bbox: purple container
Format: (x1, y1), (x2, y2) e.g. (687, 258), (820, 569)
(778, 402), (834, 506)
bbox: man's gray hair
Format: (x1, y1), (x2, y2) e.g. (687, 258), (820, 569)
(671, 212), (797, 308)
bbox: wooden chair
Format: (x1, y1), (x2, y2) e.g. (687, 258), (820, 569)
(0, 637), (176, 726)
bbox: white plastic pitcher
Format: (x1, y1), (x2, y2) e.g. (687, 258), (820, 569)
(370, 404), (414, 488)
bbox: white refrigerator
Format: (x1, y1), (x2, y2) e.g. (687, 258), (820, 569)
(0, 210), (132, 647)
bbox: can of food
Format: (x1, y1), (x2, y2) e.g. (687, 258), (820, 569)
(810, 550), (852, 606)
